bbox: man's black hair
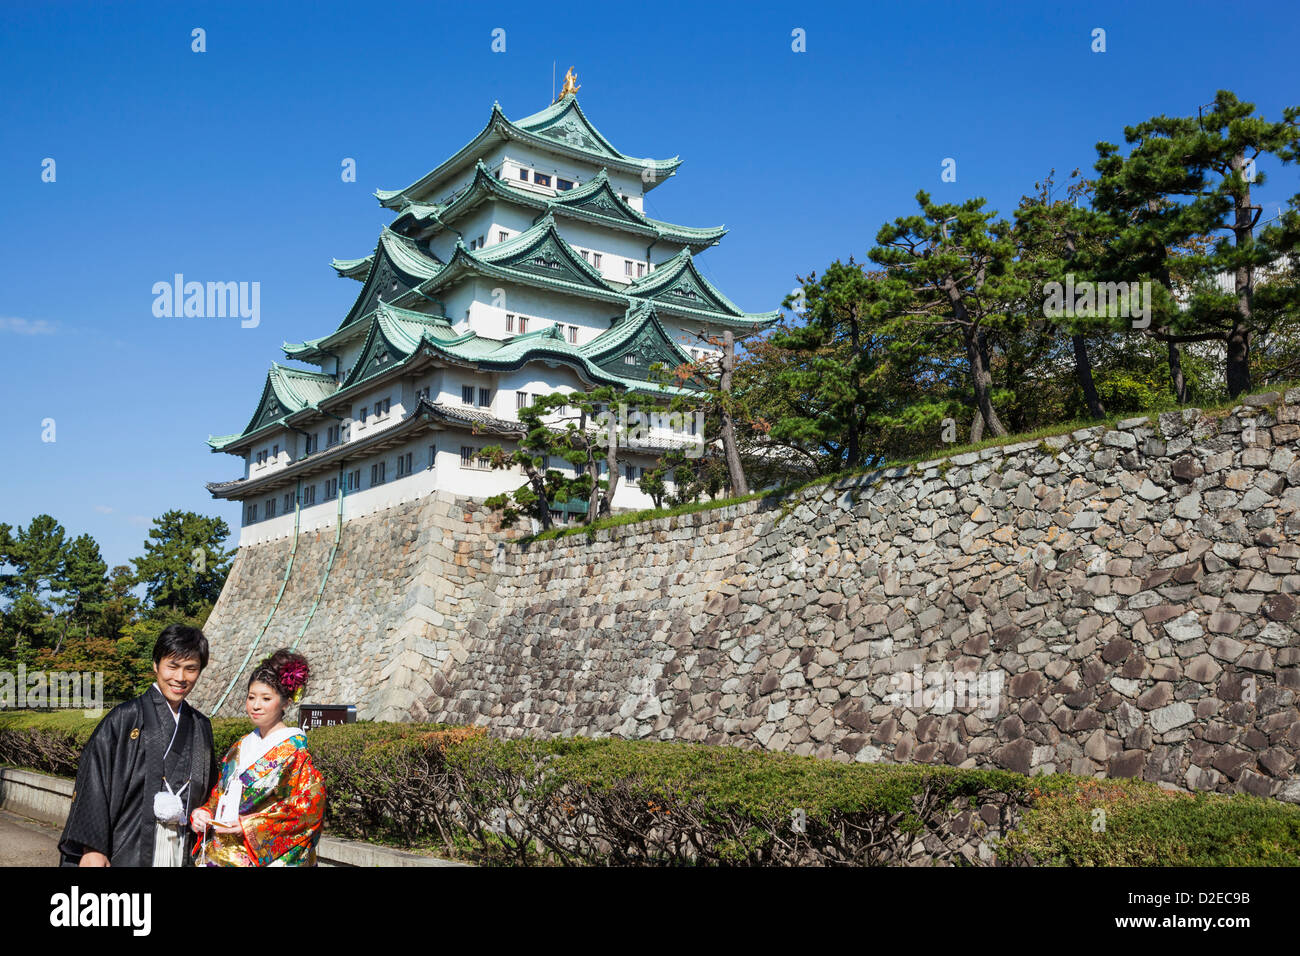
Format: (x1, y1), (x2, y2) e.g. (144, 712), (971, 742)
(152, 624), (209, 670)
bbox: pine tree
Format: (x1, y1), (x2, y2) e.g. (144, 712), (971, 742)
(869, 192), (1027, 439)
(1094, 90), (1300, 397)
(130, 510), (233, 616)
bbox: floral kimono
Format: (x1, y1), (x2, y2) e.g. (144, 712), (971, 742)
(193, 726), (325, 866)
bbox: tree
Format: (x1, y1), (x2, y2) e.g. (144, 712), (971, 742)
(869, 192), (1027, 440)
(51, 533), (109, 654)
(130, 511), (232, 616)
(770, 260), (904, 470)
(648, 326), (773, 496)
(1013, 169), (1116, 420)
(1094, 90), (1300, 397)
(480, 385), (635, 529)
(98, 565), (141, 642)
(0, 515), (69, 658)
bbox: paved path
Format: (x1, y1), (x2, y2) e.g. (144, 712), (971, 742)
(0, 809), (61, 867)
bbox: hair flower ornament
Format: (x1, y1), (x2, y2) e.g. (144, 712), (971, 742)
(278, 657), (310, 702)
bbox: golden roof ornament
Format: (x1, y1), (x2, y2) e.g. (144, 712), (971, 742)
(554, 66), (580, 103)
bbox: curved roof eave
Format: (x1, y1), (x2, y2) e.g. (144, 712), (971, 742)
(376, 100), (682, 209)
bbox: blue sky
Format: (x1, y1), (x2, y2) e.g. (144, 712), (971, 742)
(1, 0), (1298, 571)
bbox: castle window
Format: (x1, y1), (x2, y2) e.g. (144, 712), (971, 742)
(505, 313), (514, 332)
(461, 385), (474, 405)
(637, 263), (646, 278)
(327, 424), (340, 447)
(533, 172), (551, 187)
(518, 315), (528, 333)
(272, 444), (279, 460)
(624, 354), (638, 365)
(348, 469), (361, 491)
(592, 253), (601, 268)
(371, 462), (386, 485)
(397, 452), (413, 477)
(478, 387), (492, 408)
(498, 231), (508, 243)
(247, 503), (258, 523)
(325, 478), (337, 500)
(283, 492), (295, 513)
(428, 444), (437, 468)
(518, 167), (528, 181)
(460, 445), (474, 467)
(516, 391), (531, 410)
(358, 406), (368, 425)
(568, 325), (578, 343)
(302, 484), (316, 506)
(625, 260), (634, 277)
(266, 497), (277, 518)
(557, 178), (574, 191)
(580, 250), (590, 262)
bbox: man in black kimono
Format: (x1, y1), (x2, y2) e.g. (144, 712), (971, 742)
(58, 624), (219, 867)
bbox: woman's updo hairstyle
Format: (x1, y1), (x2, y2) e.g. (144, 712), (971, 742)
(247, 648), (310, 709)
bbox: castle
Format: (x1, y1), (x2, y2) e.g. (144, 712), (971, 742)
(205, 75), (779, 549)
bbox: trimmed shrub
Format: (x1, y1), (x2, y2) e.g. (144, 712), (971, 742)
(5, 711), (1298, 866)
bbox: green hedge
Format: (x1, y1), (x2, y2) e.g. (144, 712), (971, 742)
(4, 710), (1298, 866)
(0, 710), (251, 777)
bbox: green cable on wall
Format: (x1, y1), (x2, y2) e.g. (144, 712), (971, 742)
(292, 467), (345, 650)
(212, 479), (303, 714)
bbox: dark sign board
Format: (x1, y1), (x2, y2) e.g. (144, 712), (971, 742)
(299, 703), (357, 730)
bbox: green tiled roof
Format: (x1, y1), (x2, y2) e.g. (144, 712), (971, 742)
(214, 299), (705, 455)
(330, 255), (373, 281)
(412, 214), (630, 307)
(209, 364), (339, 451)
(382, 215), (775, 329)
(331, 228), (445, 332)
(627, 248), (781, 327)
(391, 161), (725, 250)
(375, 98), (681, 210)
(330, 297), (696, 398)
(284, 299), (457, 364)
(414, 300), (695, 395)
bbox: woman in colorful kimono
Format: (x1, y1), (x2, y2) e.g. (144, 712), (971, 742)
(190, 649), (326, 866)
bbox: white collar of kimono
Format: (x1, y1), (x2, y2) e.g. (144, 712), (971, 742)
(237, 725), (305, 773)
(151, 684), (182, 724)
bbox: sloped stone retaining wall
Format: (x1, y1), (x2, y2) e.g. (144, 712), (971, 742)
(194, 392), (1300, 800)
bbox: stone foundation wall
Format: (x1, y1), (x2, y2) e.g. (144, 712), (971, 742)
(192, 493), (517, 722)
(194, 393), (1300, 800)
